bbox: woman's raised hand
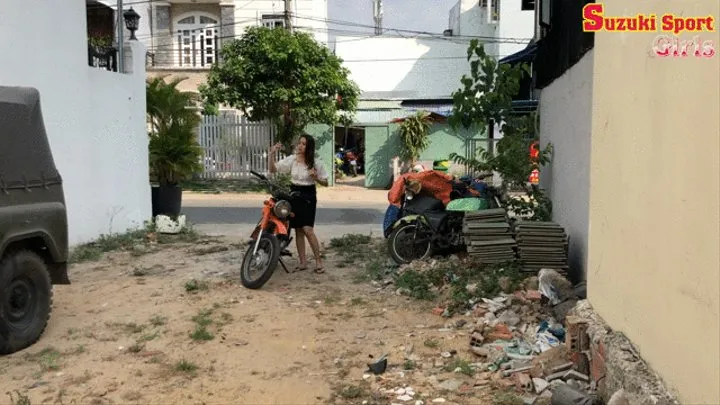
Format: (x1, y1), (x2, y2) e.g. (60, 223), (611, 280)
(269, 142), (283, 153)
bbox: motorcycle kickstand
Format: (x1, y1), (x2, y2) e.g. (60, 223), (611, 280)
(278, 258), (291, 274)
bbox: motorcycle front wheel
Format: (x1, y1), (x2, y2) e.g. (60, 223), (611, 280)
(387, 223), (432, 265)
(240, 234), (281, 289)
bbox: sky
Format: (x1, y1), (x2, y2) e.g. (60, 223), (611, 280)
(327, 0), (458, 35)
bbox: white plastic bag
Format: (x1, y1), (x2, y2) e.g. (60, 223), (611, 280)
(538, 268), (561, 305)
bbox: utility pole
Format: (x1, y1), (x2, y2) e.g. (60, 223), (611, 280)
(117, 0), (124, 72)
(284, 0), (293, 31)
(373, 0), (383, 35)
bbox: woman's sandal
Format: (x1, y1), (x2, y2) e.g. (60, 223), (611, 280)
(313, 266), (325, 274)
(294, 264), (308, 273)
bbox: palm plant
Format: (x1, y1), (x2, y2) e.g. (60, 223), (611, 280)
(146, 76), (203, 186)
(398, 110), (434, 166)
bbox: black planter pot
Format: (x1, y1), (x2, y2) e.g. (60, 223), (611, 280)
(151, 184), (182, 217)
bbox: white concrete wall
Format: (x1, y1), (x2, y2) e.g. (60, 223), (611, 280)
(497, 1), (535, 57)
(538, 50), (594, 281)
(335, 36), (470, 99)
(447, 0), (534, 59)
(449, 0), (494, 37)
(0, 0), (151, 245)
(235, 0), (328, 45)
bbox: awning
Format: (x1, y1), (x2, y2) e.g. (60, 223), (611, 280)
(389, 111), (448, 123)
(510, 100), (539, 115)
(499, 42), (539, 65)
(402, 102), (454, 117)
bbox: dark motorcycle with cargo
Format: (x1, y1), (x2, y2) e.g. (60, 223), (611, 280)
(384, 171), (505, 265)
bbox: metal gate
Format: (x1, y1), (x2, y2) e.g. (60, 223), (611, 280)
(196, 112), (277, 179)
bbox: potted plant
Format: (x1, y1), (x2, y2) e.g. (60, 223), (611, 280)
(146, 76), (203, 217)
(89, 35), (113, 52)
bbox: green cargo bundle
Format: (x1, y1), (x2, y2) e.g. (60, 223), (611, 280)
(446, 197), (490, 212)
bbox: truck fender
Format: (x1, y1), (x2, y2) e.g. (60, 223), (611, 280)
(0, 230), (64, 262)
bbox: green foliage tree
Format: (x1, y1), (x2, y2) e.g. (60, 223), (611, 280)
(449, 40), (554, 221)
(398, 111), (434, 165)
(199, 27), (360, 149)
(146, 76), (203, 186)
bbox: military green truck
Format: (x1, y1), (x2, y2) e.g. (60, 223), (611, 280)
(0, 86), (70, 354)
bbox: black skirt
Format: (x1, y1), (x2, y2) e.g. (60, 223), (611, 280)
(289, 184), (317, 229)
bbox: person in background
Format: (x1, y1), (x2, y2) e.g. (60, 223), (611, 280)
(268, 134), (328, 274)
(345, 148), (358, 177)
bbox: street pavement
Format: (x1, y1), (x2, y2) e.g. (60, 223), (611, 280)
(183, 191), (388, 241)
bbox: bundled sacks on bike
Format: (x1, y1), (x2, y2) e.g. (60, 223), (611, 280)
(383, 205), (401, 238)
(387, 170), (456, 207)
(383, 170), (482, 237)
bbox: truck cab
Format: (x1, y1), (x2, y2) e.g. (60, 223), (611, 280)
(0, 86), (70, 354)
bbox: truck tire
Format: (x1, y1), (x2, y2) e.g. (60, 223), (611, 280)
(0, 251), (53, 355)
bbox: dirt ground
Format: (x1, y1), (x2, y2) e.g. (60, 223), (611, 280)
(0, 235), (510, 405)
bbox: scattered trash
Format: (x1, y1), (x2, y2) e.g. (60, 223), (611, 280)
(535, 331), (561, 353)
(367, 354), (388, 375)
(538, 269), (576, 306)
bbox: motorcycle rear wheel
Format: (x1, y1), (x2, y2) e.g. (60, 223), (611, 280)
(240, 234), (281, 289)
(388, 223), (432, 265)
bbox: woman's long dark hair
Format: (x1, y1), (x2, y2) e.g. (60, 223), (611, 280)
(300, 134), (316, 170)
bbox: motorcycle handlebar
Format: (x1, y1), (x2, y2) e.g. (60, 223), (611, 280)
(249, 169), (300, 199)
(249, 170), (268, 181)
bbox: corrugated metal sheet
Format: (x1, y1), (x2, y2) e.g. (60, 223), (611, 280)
(357, 100), (403, 110)
(404, 104), (454, 116)
(354, 109), (406, 123)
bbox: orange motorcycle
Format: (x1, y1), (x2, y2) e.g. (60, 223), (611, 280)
(240, 170), (299, 289)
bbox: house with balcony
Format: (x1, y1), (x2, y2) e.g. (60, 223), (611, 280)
(127, 0), (329, 92)
(447, 0), (536, 59)
(0, 0), (151, 244)
(530, 0), (719, 403)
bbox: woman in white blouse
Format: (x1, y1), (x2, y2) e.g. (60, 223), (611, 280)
(268, 134), (329, 273)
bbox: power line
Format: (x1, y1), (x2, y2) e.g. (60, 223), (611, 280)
(295, 26), (529, 44)
(101, 4), (529, 44)
(145, 49), (507, 61)
(143, 24), (528, 55)
(88, 0), (532, 44)
(293, 13), (533, 42)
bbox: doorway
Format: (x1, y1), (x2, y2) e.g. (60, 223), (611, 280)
(334, 126), (366, 187)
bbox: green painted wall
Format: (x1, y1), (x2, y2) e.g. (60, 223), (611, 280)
(362, 122), (486, 189)
(304, 124), (335, 186)
(363, 125), (395, 189)
(327, 121), (487, 189)
(419, 123), (485, 162)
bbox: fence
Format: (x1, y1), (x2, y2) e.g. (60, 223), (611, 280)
(196, 112), (277, 179)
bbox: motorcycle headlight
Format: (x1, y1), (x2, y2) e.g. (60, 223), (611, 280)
(273, 200), (292, 219)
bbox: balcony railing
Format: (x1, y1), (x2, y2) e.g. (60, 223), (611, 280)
(146, 34), (220, 69)
(88, 44), (118, 72)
